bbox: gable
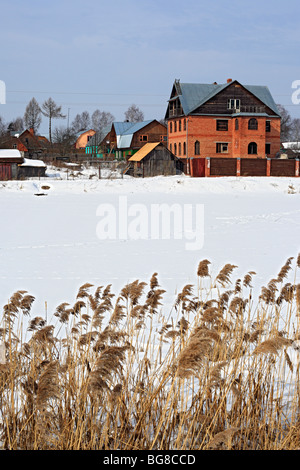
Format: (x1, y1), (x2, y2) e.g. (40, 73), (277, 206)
(167, 79), (280, 117)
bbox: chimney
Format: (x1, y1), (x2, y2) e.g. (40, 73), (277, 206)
(227, 78), (232, 83)
(29, 127), (34, 135)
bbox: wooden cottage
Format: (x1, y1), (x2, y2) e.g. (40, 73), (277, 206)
(0, 149), (24, 180)
(86, 120), (167, 160)
(18, 128), (50, 158)
(17, 158), (47, 178)
(127, 142), (184, 177)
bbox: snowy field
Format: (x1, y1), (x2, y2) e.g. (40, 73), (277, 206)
(0, 172), (300, 321)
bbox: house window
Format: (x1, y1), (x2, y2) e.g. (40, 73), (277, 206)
(216, 142), (228, 153)
(179, 120), (182, 132)
(179, 142), (182, 155)
(184, 119), (186, 131)
(174, 121), (177, 132)
(265, 143), (271, 155)
(170, 122), (173, 133)
(183, 142), (186, 155)
(170, 143), (172, 153)
(235, 119), (239, 130)
(266, 121), (271, 132)
(160, 135), (167, 142)
(216, 120), (228, 131)
(248, 142), (257, 154)
(139, 135), (148, 142)
(194, 140), (200, 155)
(227, 99), (240, 111)
(174, 143), (177, 155)
(248, 118), (258, 130)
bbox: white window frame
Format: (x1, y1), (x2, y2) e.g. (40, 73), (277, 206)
(227, 98), (240, 112)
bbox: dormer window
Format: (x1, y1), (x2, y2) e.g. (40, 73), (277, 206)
(227, 99), (240, 111)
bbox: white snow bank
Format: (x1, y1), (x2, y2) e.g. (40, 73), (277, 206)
(0, 174), (300, 195)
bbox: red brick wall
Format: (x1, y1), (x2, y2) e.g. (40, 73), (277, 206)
(168, 115), (280, 159)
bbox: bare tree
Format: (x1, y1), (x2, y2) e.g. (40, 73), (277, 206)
(71, 111), (91, 133)
(277, 104), (293, 142)
(0, 116), (6, 136)
(124, 104), (144, 123)
(7, 117), (24, 134)
(290, 118), (300, 142)
(41, 97), (66, 143)
(24, 97), (42, 134)
(52, 125), (77, 155)
(91, 109), (114, 132)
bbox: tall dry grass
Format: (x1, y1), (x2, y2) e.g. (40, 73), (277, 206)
(0, 255), (300, 450)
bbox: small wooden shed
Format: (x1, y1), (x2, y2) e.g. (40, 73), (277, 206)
(127, 142), (184, 177)
(0, 149), (24, 180)
(18, 158), (47, 178)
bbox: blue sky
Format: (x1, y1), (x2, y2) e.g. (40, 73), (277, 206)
(1, 0), (300, 135)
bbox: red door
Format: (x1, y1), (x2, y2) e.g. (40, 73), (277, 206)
(190, 158), (205, 177)
(0, 164), (12, 180)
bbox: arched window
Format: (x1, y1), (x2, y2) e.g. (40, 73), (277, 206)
(248, 142), (257, 154)
(179, 142), (182, 155)
(169, 143), (172, 153)
(184, 119), (186, 131)
(179, 120), (182, 132)
(248, 118), (258, 130)
(183, 142), (186, 155)
(194, 140), (200, 155)
(169, 122), (173, 133)
(174, 143), (177, 155)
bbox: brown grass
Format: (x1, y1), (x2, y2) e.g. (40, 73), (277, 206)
(0, 255), (300, 450)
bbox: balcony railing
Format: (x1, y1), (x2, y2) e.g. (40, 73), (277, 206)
(169, 108), (184, 117)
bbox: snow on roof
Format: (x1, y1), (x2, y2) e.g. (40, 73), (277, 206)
(282, 142), (300, 149)
(20, 158), (46, 167)
(0, 149), (22, 159)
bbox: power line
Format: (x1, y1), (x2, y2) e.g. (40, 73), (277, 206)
(7, 90), (168, 97)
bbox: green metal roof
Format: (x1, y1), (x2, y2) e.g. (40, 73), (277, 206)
(169, 80), (280, 117)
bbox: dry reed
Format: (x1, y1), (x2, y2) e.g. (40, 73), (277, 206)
(0, 254), (300, 450)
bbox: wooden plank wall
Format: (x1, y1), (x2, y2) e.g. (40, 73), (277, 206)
(185, 158), (299, 178)
(210, 158), (237, 176)
(270, 159), (295, 177)
(240, 159), (267, 176)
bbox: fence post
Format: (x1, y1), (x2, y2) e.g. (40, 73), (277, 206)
(205, 157), (210, 177)
(190, 157), (194, 177)
(296, 159), (299, 177)
(266, 158), (271, 177)
(236, 158), (241, 177)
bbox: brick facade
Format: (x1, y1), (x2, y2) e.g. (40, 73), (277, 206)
(166, 79), (281, 160)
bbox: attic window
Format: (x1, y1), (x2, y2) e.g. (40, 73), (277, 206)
(266, 121), (271, 132)
(227, 99), (240, 111)
(139, 135), (148, 142)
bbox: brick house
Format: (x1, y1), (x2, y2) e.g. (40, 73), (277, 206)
(165, 79), (281, 160)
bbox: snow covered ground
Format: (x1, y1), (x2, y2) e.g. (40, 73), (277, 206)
(0, 171), (300, 321)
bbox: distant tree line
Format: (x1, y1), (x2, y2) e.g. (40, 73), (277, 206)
(0, 97), (146, 146)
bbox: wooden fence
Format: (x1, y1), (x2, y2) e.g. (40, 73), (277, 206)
(185, 157), (300, 178)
